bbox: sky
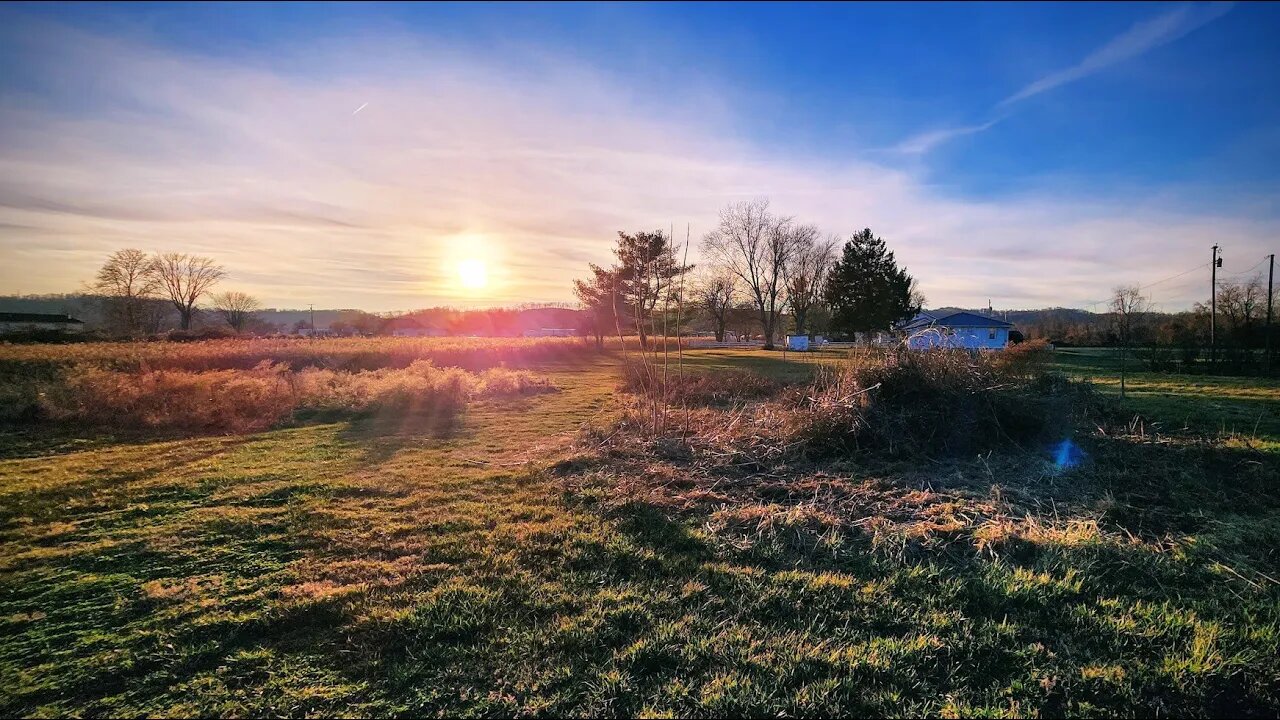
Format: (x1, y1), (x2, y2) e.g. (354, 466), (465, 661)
(1, 1), (1277, 313)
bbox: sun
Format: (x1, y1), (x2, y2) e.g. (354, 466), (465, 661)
(457, 258), (488, 289)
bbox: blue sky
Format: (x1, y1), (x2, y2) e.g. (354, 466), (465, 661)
(1, 1), (1276, 311)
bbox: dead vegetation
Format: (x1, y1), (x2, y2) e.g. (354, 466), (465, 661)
(6, 360), (556, 432)
(564, 346), (1279, 575)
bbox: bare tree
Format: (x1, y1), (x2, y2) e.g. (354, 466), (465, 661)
(909, 278), (928, 315)
(1110, 285), (1150, 399)
(211, 291), (261, 333)
(694, 269), (738, 342)
(153, 253), (225, 330)
(1217, 275), (1266, 346)
(784, 228), (836, 337)
(702, 198), (795, 349)
(91, 248), (160, 337)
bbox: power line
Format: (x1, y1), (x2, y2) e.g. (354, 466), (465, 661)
(1138, 262), (1210, 291)
(1076, 260), (1209, 309)
(1073, 255), (1274, 311)
(1220, 254), (1271, 277)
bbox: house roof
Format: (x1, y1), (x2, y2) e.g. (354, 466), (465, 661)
(0, 312), (84, 324)
(901, 311), (1012, 331)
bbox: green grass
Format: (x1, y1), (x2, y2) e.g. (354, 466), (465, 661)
(2, 349), (1278, 716)
(1053, 347), (1280, 448)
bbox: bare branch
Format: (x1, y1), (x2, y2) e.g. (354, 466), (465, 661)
(153, 253), (225, 330)
(211, 291), (261, 333)
(701, 198), (796, 349)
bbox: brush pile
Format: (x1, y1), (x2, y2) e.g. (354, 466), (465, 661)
(595, 341), (1106, 467)
(564, 343), (1152, 560)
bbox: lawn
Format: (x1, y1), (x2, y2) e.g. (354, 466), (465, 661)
(2, 344), (1278, 717)
(1052, 347), (1280, 448)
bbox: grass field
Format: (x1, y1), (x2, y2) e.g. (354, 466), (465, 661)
(1051, 347), (1280, 448)
(2, 342), (1278, 716)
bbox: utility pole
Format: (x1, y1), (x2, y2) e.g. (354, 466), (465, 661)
(1267, 253), (1275, 374)
(309, 304), (315, 335)
(1211, 245), (1221, 370)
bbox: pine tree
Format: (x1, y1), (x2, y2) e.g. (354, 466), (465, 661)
(612, 231), (689, 346)
(823, 228), (917, 340)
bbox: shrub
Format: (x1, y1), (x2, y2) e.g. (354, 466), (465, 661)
(478, 367), (559, 397)
(604, 347), (1112, 463)
(992, 338), (1053, 378)
(41, 363), (296, 432)
(794, 348), (1096, 457)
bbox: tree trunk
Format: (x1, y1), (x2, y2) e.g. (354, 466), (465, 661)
(760, 310), (775, 350)
(180, 308), (193, 330)
(794, 309), (807, 337)
(1119, 339), (1126, 399)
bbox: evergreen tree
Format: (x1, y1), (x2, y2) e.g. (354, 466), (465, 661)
(573, 264), (625, 350)
(823, 228), (918, 339)
(613, 230), (689, 346)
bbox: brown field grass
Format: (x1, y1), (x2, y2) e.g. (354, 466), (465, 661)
(3, 357), (557, 432)
(0, 335), (601, 373)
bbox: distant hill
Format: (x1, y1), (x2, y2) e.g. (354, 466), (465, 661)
(932, 306), (1103, 328)
(0, 294), (1190, 345)
(0, 295), (588, 336)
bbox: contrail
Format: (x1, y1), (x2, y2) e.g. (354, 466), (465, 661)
(352, 102), (368, 115)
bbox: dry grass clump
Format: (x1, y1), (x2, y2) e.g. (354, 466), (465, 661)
(24, 360), (555, 432)
(477, 367), (559, 397)
(604, 348), (1113, 467)
(619, 364), (781, 407)
(993, 338), (1054, 379)
(565, 348), (1144, 561)
(795, 348), (1109, 457)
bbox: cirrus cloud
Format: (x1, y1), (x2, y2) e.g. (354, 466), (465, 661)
(0, 13), (1273, 312)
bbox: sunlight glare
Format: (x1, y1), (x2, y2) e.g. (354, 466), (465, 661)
(457, 258), (488, 289)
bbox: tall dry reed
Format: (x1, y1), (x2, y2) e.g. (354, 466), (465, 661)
(24, 360), (555, 432)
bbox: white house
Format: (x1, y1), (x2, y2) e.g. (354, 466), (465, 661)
(902, 311), (1013, 350)
(0, 312), (85, 334)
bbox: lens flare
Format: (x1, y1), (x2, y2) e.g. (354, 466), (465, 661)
(1053, 438), (1083, 469)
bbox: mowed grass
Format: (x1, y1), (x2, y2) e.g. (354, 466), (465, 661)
(2, 347), (1279, 716)
(1053, 347), (1280, 448)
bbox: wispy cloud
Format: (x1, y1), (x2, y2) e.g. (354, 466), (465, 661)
(999, 1), (1234, 107)
(897, 2), (1234, 155)
(893, 120), (1000, 155)
(0, 15), (1272, 312)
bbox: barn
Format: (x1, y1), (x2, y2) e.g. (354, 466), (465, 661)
(0, 312), (86, 335)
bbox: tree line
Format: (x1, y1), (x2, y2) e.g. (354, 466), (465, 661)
(574, 198), (922, 349)
(90, 249), (260, 337)
(1106, 275), (1277, 375)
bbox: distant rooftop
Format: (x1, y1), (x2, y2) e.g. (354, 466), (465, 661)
(0, 312), (84, 324)
(901, 311), (1012, 331)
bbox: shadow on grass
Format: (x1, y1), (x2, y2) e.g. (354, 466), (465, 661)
(0, 399), (470, 463)
(335, 404), (470, 466)
(530, 430), (1280, 716)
